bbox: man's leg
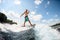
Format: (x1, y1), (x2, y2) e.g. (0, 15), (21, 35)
(24, 21), (26, 27)
(29, 20), (32, 26)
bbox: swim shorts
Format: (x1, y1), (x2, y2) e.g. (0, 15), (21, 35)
(25, 16), (29, 22)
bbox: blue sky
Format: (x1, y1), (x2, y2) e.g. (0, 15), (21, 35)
(0, 0), (60, 24)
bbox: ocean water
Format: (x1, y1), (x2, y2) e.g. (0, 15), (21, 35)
(0, 23), (60, 40)
(34, 24), (60, 40)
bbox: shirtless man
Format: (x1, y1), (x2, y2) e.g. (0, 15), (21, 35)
(20, 9), (32, 27)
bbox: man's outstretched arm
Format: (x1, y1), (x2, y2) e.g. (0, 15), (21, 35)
(20, 12), (25, 17)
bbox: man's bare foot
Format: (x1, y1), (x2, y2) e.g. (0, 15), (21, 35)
(30, 24), (33, 26)
(31, 24), (35, 27)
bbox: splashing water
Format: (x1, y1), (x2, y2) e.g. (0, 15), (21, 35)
(0, 23), (60, 40)
(34, 24), (60, 40)
(0, 23), (32, 32)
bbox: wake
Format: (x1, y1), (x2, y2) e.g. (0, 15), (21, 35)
(0, 23), (60, 40)
(34, 24), (60, 40)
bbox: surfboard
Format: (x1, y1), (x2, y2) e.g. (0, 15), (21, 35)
(22, 24), (36, 27)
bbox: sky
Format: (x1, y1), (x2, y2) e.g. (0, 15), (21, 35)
(0, 0), (60, 25)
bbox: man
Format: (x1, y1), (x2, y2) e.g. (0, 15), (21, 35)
(20, 9), (32, 27)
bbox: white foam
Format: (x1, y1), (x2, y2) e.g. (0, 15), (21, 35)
(0, 23), (32, 32)
(34, 24), (60, 40)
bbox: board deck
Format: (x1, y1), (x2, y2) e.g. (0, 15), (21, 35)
(21, 24), (36, 27)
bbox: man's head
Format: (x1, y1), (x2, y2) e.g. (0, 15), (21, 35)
(26, 9), (28, 12)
